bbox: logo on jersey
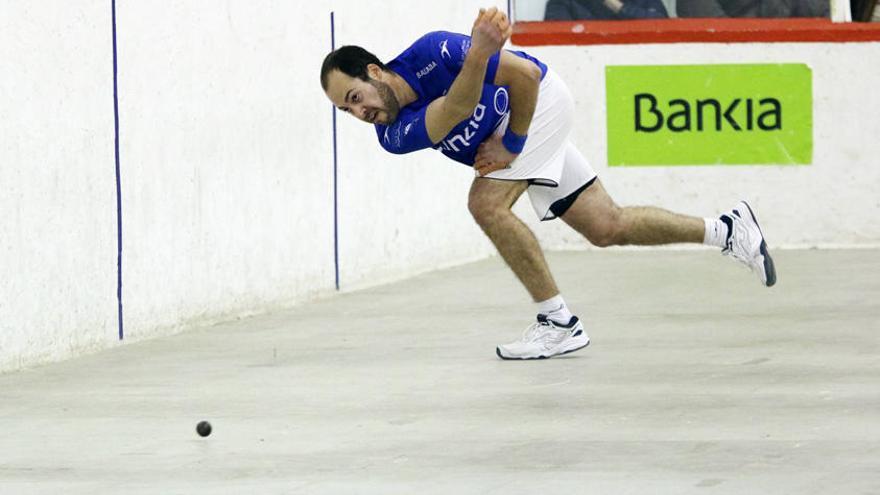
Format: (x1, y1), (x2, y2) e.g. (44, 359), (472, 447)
(493, 88), (509, 115)
(416, 61), (437, 79)
(383, 127), (400, 148)
(438, 88), (510, 153)
(459, 39), (471, 65)
(439, 103), (486, 153)
(439, 39), (451, 59)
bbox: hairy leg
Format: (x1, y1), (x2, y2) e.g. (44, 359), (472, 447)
(468, 178), (559, 302)
(561, 180), (704, 246)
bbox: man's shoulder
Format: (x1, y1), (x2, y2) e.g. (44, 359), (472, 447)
(409, 30), (461, 49)
(391, 31), (465, 64)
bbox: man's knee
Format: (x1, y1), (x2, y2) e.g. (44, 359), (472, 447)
(468, 179), (528, 229)
(468, 195), (508, 227)
(588, 226), (619, 248)
(586, 208), (625, 247)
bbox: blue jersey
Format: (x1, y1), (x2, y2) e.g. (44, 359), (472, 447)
(375, 31), (548, 166)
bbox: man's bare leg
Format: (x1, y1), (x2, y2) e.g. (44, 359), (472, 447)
(560, 180), (704, 246)
(469, 177), (590, 360)
(467, 178), (558, 302)
(559, 178), (776, 286)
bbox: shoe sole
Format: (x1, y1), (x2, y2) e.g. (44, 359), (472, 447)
(495, 339), (591, 361)
(740, 201), (777, 287)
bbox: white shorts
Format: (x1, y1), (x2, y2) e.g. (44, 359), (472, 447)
(485, 68), (597, 221)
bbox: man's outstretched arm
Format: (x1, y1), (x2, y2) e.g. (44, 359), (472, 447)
(424, 7), (512, 143)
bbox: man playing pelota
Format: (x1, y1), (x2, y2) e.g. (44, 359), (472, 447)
(320, 7), (776, 360)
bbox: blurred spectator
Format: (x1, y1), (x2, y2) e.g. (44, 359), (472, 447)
(851, 0), (878, 20)
(677, 0), (829, 17)
(545, 0), (669, 20)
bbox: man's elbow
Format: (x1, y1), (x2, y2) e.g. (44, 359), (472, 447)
(525, 62), (542, 83)
(511, 62), (542, 89)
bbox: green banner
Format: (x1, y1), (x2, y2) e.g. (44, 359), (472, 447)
(606, 64), (812, 166)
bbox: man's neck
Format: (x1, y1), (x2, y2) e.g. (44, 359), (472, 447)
(387, 71), (418, 108)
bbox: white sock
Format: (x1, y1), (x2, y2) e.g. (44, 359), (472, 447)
(537, 294), (574, 324)
(703, 217), (729, 248)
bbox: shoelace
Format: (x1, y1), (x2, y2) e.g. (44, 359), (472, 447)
(520, 321), (548, 342)
(722, 221), (755, 271)
(520, 321), (572, 346)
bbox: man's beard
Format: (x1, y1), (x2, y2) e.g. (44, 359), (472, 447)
(368, 78), (400, 124)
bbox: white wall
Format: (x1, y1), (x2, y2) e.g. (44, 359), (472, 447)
(116, 1), (339, 339)
(2, 0), (878, 372)
(0, 2), (118, 369)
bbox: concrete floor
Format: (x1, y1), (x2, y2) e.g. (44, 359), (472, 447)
(1, 249), (878, 495)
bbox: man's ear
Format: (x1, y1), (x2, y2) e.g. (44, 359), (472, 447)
(366, 63), (383, 80)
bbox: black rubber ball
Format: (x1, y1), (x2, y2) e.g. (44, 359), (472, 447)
(196, 420), (212, 437)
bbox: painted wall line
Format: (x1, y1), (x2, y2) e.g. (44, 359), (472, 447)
(112, 0), (124, 340)
(331, 11), (340, 291)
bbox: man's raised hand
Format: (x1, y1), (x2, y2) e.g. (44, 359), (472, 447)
(469, 7), (513, 61)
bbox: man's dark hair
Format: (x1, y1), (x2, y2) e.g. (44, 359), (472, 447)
(320, 45), (388, 90)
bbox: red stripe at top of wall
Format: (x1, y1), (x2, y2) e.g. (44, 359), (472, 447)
(512, 18), (880, 46)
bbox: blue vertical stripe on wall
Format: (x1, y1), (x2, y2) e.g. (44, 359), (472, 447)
(331, 11), (340, 291)
(111, 0), (124, 340)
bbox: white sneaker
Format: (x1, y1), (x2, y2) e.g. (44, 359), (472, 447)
(496, 315), (590, 360)
(721, 201), (777, 287)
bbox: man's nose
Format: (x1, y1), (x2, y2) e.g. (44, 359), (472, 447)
(357, 106), (369, 120)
